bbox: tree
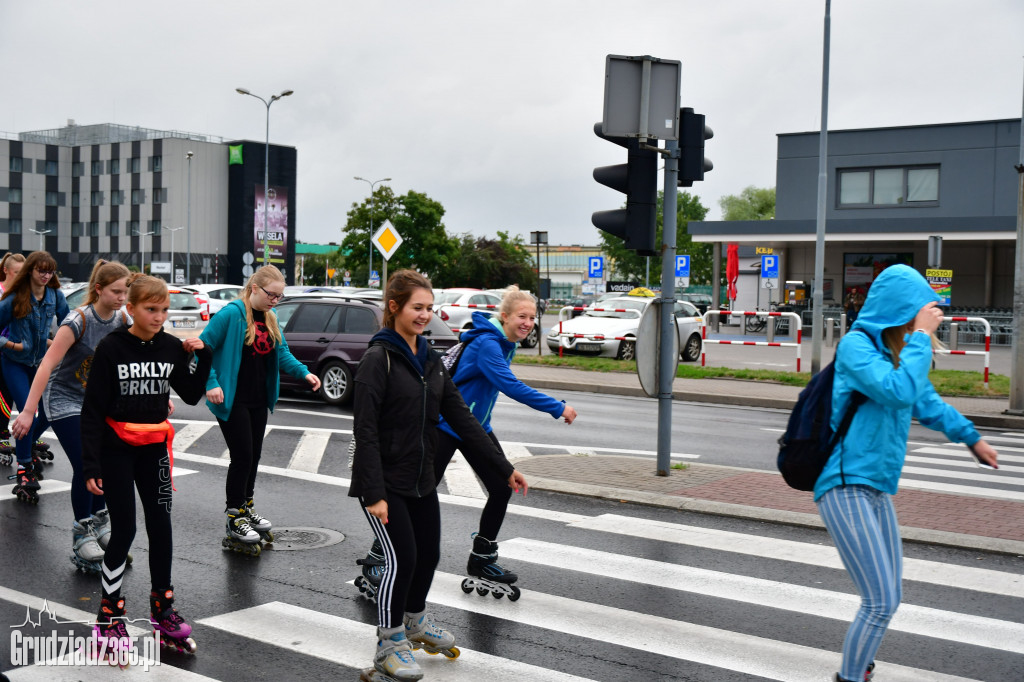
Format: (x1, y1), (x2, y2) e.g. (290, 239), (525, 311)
(719, 186), (775, 221)
(597, 190), (710, 285)
(433, 231), (537, 290)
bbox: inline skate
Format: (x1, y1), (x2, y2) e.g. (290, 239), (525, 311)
(91, 597), (132, 668)
(359, 628), (422, 682)
(243, 497), (274, 543)
(221, 507), (262, 556)
(150, 587), (196, 654)
(71, 518), (104, 574)
(460, 533), (521, 600)
(8, 465), (40, 504)
(0, 434), (13, 467)
(91, 509), (133, 565)
(404, 611), (459, 659)
(354, 538), (386, 602)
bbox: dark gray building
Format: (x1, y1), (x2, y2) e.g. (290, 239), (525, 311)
(690, 118), (1019, 309)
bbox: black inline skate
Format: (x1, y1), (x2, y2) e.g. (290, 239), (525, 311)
(221, 507), (262, 556)
(90, 597), (132, 669)
(355, 538), (386, 602)
(461, 533), (520, 601)
(0, 433), (13, 467)
(8, 465), (40, 504)
(243, 497), (274, 543)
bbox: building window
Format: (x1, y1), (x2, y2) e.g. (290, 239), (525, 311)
(149, 156), (162, 172)
(107, 221), (119, 237)
(838, 166), (939, 207)
(45, 192), (59, 206)
(45, 220), (57, 233)
(8, 219), (21, 234)
(72, 222), (83, 237)
(110, 190), (124, 205)
(71, 192), (79, 207)
(130, 157), (141, 173)
(91, 191), (104, 206)
(109, 159), (120, 175)
(44, 160), (57, 176)
(149, 219), (162, 234)
(91, 160), (103, 176)
(131, 189), (144, 205)
(153, 188), (167, 204)
(8, 157), (22, 172)
(89, 221), (99, 237)
(72, 162), (85, 177)
(128, 220), (139, 235)
(7, 188), (21, 204)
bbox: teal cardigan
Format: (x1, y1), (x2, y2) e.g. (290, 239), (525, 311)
(199, 298), (310, 420)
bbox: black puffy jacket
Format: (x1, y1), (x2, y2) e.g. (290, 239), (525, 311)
(349, 337), (512, 505)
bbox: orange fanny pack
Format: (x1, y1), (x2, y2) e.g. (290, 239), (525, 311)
(104, 418), (178, 490)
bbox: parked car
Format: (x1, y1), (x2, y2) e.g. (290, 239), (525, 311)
(164, 287), (210, 339)
(562, 297), (593, 319)
(63, 283), (90, 309)
(546, 297), (703, 362)
(189, 283), (243, 315)
(435, 288), (502, 336)
(679, 292), (713, 315)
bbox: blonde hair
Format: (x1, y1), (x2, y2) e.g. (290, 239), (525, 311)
(881, 324), (945, 368)
(0, 252), (25, 278)
(84, 259), (131, 306)
(127, 274), (168, 305)
(499, 285), (536, 318)
(241, 265), (284, 346)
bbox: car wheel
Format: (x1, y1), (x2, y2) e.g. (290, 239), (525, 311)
(318, 360), (353, 406)
(616, 338), (636, 361)
(681, 333), (702, 362)
(520, 323), (539, 348)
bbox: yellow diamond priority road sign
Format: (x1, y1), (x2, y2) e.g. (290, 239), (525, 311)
(372, 220), (403, 261)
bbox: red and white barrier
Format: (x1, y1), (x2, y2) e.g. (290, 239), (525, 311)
(700, 310), (804, 372)
(936, 316), (991, 388)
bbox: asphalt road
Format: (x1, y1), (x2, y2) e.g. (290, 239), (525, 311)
(0, 393), (1021, 681)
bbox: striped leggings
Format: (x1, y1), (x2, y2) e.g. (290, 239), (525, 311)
(817, 484), (903, 681)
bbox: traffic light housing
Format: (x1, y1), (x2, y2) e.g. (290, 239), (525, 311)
(591, 122), (659, 256)
(679, 108), (713, 187)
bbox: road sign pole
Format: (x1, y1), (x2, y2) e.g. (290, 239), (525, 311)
(657, 139), (679, 477)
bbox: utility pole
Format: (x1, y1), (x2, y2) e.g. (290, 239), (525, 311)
(1008, 82), (1024, 415)
(810, 0), (832, 375)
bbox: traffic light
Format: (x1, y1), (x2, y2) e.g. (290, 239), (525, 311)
(591, 122), (659, 256)
(679, 108), (713, 187)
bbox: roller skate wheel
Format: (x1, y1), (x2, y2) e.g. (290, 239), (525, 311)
(508, 585), (522, 601)
(491, 590), (504, 599)
(261, 531), (274, 543)
(460, 579), (473, 594)
(249, 543), (262, 556)
(475, 586), (488, 597)
(446, 646), (460, 660)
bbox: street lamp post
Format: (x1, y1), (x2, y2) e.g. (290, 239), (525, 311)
(236, 88), (294, 266)
(29, 228), (51, 251)
(186, 151), (193, 284)
(133, 228), (156, 274)
(164, 225), (184, 284)
(353, 176), (391, 288)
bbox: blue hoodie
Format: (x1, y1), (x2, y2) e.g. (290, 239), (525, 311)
(813, 265), (980, 501)
(439, 311), (564, 438)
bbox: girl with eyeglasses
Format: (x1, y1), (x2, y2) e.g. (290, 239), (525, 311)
(199, 265), (321, 555)
(0, 251), (69, 502)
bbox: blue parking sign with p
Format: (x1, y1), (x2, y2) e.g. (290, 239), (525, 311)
(588, 256), (603, 278)
(675, 255), (690, 277)
(761, 255), (779, 278)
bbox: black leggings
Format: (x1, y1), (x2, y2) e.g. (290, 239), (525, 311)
(362, 491), (441, 629)
(434, 430), (512, 541)
(100, 442), (173, 598)
(217, 402), (268, 509)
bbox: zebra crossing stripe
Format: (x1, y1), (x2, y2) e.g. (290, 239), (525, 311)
(170, 422), (214, 452)
(443, 450), (486, 499)
(0, 478), (71, 500)
(197, 600), (597, 681)
(570, 514), (1024, 599)
(901, 465), (1024, 487)
(424, 572), (978, 682)
(912, 446), (1024, 464)
(907, 453), (1024, 471)
(898, 478), (1024, 501)
(498, 538), (1024, 654)
(287, 429), (332, 473)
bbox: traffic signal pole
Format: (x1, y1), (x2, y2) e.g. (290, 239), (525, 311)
(656, 139), (680, 476)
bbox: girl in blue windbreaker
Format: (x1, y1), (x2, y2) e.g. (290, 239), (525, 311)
(815, 265), (998, 682)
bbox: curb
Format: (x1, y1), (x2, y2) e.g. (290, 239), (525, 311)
(523, 475), (1024, 556)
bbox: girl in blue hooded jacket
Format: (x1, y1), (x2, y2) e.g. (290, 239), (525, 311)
(815, 265), (998, 682)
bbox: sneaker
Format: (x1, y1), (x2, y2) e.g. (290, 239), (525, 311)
(374, 630), (422, 681)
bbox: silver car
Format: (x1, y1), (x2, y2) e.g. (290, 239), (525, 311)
(435, 289), (502, 337)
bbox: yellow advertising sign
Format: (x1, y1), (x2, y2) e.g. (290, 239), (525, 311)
(755, 247), (774, 254)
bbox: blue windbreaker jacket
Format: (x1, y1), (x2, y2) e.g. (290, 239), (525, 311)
(813, 265), (980, 501)
(439, 311), (564, 438)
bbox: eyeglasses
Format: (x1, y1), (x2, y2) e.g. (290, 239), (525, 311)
(258, 285), (283, 302)
(35, 270), (55, 277)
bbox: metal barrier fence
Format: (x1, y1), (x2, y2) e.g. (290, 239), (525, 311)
(934, 316), (991, 388)
(701, 310), (804, 372)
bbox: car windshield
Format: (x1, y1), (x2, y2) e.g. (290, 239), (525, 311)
(436, 292), (468, 305)
(585, 299), (646, 318)
(169, 292), (198, 310)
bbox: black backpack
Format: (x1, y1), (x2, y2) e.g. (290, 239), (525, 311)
(441, 336), (475, 378)
(776, 330), (872, 491)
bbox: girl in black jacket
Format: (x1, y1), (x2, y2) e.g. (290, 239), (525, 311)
(350, 270), (527, 682)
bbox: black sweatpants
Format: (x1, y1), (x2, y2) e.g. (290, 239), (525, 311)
(100, 442), (173, 599)
(361, 491), (441, 629)
(433, 430), (512, 541)
(217, 402), (268, 509)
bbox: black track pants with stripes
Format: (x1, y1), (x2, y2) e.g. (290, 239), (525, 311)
(99, 442), (174, 599)
(361, 491), (441, 629)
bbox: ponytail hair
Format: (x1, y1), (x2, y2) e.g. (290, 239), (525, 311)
(126, 274), (168, 306)
(84, 259), (131, 306)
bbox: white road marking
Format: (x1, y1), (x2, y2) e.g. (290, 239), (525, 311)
(442, 450), (485, 499)
(276, 406), (352, 420)
(287, 429), (331, 473)
(898, 478), (1024, 501)
(170, 422), (214, 451)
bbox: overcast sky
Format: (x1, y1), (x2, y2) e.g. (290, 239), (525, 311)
(3, 0), (1022, 247)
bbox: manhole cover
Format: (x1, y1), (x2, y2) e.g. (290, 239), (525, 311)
(265, 527), (345, 551)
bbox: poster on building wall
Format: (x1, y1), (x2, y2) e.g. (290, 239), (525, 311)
(925, 268), (952, 306)
(254, 184), (289, 264)
(842, 253), (913, 298)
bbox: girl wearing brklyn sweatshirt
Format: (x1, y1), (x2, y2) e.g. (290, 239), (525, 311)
(82, 275), (212, 655)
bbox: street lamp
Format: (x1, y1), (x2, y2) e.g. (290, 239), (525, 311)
(186, 151), (193, 284)
(29, 227), (51, 251)
(133, 228), (156, 274)
(353, 176), (391, 288)
(164, 225), (184, 284)
(236, 87), (294, 265)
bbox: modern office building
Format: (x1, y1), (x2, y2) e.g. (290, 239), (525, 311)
(689, 118), (1020, 311)
(529, 244), (607, 298)
(0, 121), (296, 284)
